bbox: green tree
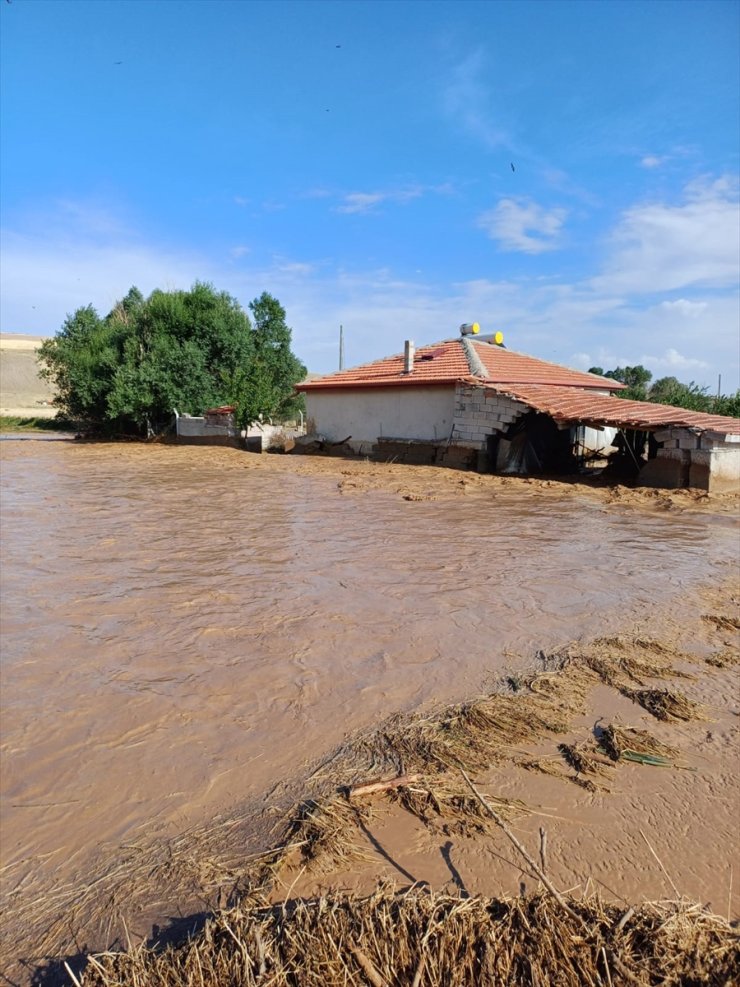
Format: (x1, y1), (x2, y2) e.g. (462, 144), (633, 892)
(605, 365), (652, 400)
(224, 292), (306, 428)
(712, 391), (740, 417)
(39, 305), (126, 425)
(39, 283), (306, 436)
(647, 376), (712, 412)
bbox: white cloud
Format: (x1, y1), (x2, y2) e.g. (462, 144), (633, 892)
(569, 347), (709, 378)
(233, 195), (249, 207)
(337, 192), (386, 214)
(336, 186), (424, 215)
(2, 192), (737, 393)
(640, 155), (665, 169)
(230, 245), (250, 259)
(592, 175), (740, 293)
(274, 261), (316, 276)
(477, 198), (567, 254)
(658, 298), (707, 317)
(442, 49), (510, 151)
(0, 228), (218, 335)
(0, 198), (223, 333)
(639, 347), (709, 372)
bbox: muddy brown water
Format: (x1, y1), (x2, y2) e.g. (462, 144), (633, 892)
(1, 440), (738, 930)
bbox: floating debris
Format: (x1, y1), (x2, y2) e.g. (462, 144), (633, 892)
(702, 613), (740, 632)
(598, 724), (685, 768)
(621, 688), (707, 722)
(705, 647), (740, 668)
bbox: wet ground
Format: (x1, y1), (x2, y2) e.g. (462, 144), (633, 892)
(1, 439), (738, 967)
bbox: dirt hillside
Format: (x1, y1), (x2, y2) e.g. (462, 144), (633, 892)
(0, 334), (56, 416)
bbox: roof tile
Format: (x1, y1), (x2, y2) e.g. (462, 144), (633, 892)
(490, 383), (740, 435)
(297, 338), (619, 391)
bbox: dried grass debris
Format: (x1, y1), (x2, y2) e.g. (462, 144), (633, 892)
(387, 774), (527, 837)
(557, 742), (614, 790)
(76, 888), (740, 987)
(563, 635), (694, 688)
(598, 724), (682, 767)
(278, 796), (373, 873)
(621, 688), (707, 722)
(705, 647), (740, 668)
(702, 613), (740, 632)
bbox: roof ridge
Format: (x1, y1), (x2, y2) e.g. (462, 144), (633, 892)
(298, 336), (626, 392)
(460, 336), (488, 379)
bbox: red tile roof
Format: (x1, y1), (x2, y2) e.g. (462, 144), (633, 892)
(297, 338), (620, 392)
(471, 341), (621, 389)
(489, 383), (740, 436)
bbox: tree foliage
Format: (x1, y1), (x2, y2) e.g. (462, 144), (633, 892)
(589, 364), (652, 400)
(222, 293), (307, 429)
(39, 284), (306, 435)
(589, 364), (739, 417)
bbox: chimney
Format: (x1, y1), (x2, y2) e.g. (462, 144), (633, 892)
(403, 339), (415, 374)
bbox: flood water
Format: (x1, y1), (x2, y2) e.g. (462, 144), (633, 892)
(1, 440), (737, 917)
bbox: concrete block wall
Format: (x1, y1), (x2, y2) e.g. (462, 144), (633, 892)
(653, 428), (702, 451)
(176, 415), (236, 439)
(689, 448), (740, 492)
(652, 427), (740, 452)
(645, 427), (740, 491)
(451, 385), (527, 449)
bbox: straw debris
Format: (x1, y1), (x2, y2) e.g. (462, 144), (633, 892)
(621, 688), (707, 722)
(562, 635), (694, 689)
(76, 888), (740, 987)
(598, 724), (682, 767)
(388, 775), (527, 836)
(705, 647), (740, 668)
(277, 796), (374, 873)
(516, 755), (572, 782)
(344, 690), (577, 781)
(702, 613), (740, 632)
(558, 742), (614, 789)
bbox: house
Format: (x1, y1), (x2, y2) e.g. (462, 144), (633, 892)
(295, 329), (740, 492)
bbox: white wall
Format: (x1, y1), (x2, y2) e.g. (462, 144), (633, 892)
(305, 386), (455, 452)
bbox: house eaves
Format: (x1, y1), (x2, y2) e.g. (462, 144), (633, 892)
(485, 383), (740, 436)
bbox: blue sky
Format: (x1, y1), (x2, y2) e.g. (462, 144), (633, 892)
(1, 0), (738, 391)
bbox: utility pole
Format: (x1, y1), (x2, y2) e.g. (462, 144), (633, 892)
(717, 374), (722, 400)
(339, 324), (344, 371)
